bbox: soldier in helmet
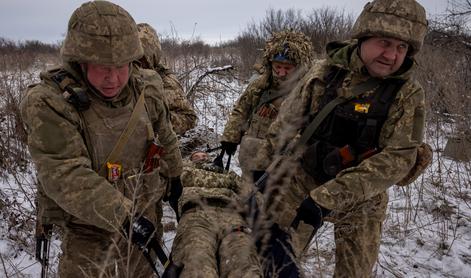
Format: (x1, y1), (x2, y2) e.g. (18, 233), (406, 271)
(136, 23), (197, 136)
(220, 30), (314, 195)
(136, 22), (197, 245)
(20, 1), (183, 277)
(255, 0), (429, 276)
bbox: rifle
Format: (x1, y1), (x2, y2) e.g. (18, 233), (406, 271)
(204, 144), (223, 153)
(35, 223), (52, 278)
(212, 148), (232, 171)
(141, 236), (182, 277)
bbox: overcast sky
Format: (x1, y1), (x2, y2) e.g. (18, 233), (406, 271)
(0, 0), (449, 44)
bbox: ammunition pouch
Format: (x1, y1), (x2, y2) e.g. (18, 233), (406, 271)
(301, 141), (335, 183)
(301, 141), (359, 183)
(397, 142), (433, 186)
(323, 147), (343, 176)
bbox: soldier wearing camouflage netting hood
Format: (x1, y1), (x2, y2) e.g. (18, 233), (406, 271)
(165, 151), (262, 278)
(136, 23), (197, 136)
(20, 1), (183, 277)
(220, 30), (314, 195)
(255, 0), (430, 276)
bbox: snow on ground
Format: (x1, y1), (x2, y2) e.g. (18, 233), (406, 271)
(2, 141), (470, 278)
(301, 140), (471, 277)
(1, 64), (470, 277)
(2, 120), (471, 278)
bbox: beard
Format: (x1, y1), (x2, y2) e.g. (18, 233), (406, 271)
(271, 65), (306, 95)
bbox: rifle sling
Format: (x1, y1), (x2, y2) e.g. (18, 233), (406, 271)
(98, 91), (147, 175)
(255, 89), (288, 111)
(243, 88), (288, 134)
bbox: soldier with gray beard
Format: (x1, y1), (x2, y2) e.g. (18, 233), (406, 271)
(221, 30), (314, 197)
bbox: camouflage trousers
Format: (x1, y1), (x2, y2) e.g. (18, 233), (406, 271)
(171, 206), (262, 278)
(59, 214), (161, 277)
(269, 170), (388, 278)
(287, 191), (388, 278)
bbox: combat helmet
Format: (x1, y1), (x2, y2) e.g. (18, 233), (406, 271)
(263, 30), (314, 68)
(61, 0), (143, 65)
(351, 0), (428, 56)
(137, 23), (162, 69)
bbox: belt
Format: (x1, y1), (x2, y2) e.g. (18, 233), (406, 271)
(181, 198), (230, 215)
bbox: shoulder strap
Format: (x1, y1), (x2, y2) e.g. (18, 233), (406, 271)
(98, 90), (147, 175)
(49, 69), (91, 111)
(46, 69), (97, 167)
(255, 89), (288, 111)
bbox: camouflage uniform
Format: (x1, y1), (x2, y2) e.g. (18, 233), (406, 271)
(255, 0), (428, 276)
(20, 2), (182, 277)
(137, 23), (197, 136)
(137, 23), (197, 243)
(170, 161), (262, 278)
(221, 30), (313, 196)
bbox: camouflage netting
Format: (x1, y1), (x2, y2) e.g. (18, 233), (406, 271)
(262, 30), (314, 68)
(351, 0), (427, 55)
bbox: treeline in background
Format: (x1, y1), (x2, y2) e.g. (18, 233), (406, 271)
(1, 2), (470, 276)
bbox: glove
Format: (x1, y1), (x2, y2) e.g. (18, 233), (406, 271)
(261, 223), (300, 278)
(294, 197), (331, 230)
(123, 215), (156, 249)
(162, 257), (184, 278)
(164, 177), (183, 219)
(220, 141), (238, 155)
(323, 147), (342, 176)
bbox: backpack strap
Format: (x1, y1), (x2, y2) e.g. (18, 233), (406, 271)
(46, 69), (97, 168)
(48, 69), (91, 111)
(255, 89), (289, 111)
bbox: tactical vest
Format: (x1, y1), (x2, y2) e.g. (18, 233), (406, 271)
(301, 67), (405, 183)
(239, 89), (286, 172)
(36, 67), (163, 226)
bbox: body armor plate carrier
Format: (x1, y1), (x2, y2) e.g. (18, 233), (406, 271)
(301, 67), (405, 183)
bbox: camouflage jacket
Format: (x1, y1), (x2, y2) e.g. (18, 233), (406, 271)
(21, 63), (183, 232)
(157, 65), (197, 135)
(221, 73), (271, 144)
(257, 40), (425, 212)
(222, 66), (307, 143)
(178, 161), (241, 216)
